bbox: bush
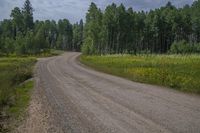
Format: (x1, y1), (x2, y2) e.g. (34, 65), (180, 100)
(170, 40), (192, 54)
(170, 40), (200, 54)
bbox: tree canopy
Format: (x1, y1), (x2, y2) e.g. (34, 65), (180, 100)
(0, 0), (78, 55)
(82, 1), (200, 55)
(1, 0), (200, 55)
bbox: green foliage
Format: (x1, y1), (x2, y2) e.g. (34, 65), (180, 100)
(10, 7), (24, 34)
(1, 81), (34, 132)
(57, 19), (73, 50)
(170, 40), (200, 54)
(22, 0), (34, 31)
(34, 26), (49, 51)
(81, 37), (95, 55)
(8, 81), (33, 116)
(0, 0), (75, 56)
(81, 1), (200, 55)
(84, 2), (103, 54)
(15, 34), (26, 55)
(73, 19), (83, 51)
(81, 55), (200, 94)
(1, 0), (200, 56)
(14, 31), (39, 55)
(56, 34), (64, 50)
(3, 38), (15, 55)
(0, 57), (36, 131)
(0, 57), (36, 105)
(0, 19), (13, 38)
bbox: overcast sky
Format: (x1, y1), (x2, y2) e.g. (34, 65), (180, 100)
(0, 0), (195, 23)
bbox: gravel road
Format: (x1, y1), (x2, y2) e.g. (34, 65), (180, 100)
(18, 52), (200, 133)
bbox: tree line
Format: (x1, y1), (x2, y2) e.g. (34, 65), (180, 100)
(82, 1), (200, 55)
(0, 0), (83, 55)
(1, 0), (200, 55)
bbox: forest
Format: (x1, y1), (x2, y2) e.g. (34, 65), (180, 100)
(0, 0), (83, 56)
(83, 1), (200, 55)
(0, 0), (200, 55)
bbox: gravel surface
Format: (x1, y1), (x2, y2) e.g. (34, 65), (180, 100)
(16, 52), (200, 133)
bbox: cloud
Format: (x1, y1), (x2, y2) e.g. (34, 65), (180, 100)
(0, 0), (195, 23)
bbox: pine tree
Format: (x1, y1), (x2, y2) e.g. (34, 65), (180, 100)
(22, 0), (34, 31)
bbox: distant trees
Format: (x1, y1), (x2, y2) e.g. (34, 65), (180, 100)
(83, 2), (103, 54)
(82, 1), (200, 55)
(73, 19), (83, 51)
(10, 7), (24, 37)
(0, 0), (77, 55)
(22, 0), (34, 31)
(170, 40), (200, 54)
(57, 19), (73, 50)
(1, 0), (200, 56)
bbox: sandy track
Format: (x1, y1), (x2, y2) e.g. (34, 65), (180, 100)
(17, 52), (200, 133)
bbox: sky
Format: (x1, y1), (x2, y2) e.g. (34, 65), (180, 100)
(0, 0), (195, 23)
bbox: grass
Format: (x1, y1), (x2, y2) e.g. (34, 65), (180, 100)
(0, 57), (36, 132)
(5, 81), (33, 132)
(80, 54), (200, 94)
(0, 50), (63, 132)
(8, 81), (33, 118)
(1, 49), (65, 58)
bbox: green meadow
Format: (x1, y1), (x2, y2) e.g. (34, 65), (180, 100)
(80, 54), (200, 94)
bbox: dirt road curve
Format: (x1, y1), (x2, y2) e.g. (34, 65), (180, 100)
(18, 52), (200, 133)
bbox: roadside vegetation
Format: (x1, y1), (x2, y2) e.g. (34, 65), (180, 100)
(81, 55), (200, 94)
(0, 57), (36, 132)
(0, 48), (63, 133)
(0, 0), (66, 131)
(80, 1), (200, 94)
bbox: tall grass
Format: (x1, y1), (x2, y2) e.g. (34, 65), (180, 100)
(80, 54), (200, 94)
(0, 57), (36, 132)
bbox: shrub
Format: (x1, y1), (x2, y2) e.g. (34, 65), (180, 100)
(170, 40), (200, 54)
